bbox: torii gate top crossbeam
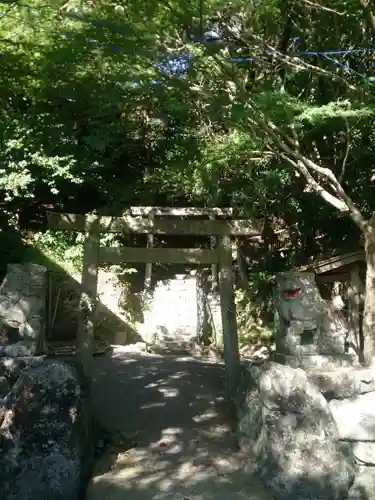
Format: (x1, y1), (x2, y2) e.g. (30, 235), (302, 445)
(47, 211), (263, 236)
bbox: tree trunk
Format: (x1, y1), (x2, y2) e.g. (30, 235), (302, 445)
(362, 222), (375, 366)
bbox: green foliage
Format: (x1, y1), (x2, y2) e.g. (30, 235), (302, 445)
(235, 274), (276, 347)
(2, 0), (373, 224)
(1, 0), (375, 348)
(295, 100), (375, 127)
(32, 231), (84, 272)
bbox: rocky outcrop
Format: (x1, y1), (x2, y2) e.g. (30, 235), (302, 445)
(0, 358), (94, 500)
(0, 263), (47, 357)
(237, 271), (375, 500)
(238, 362), (355, 500)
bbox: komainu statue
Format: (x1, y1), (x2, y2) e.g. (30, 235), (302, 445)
(273, 272), (360, 369)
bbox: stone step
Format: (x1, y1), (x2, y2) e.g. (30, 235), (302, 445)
(149, 339), (196, 355)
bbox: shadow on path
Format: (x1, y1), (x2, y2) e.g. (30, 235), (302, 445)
(86, 351), (272, 500)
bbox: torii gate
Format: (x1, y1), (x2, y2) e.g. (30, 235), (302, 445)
(47, 208), (263, 401)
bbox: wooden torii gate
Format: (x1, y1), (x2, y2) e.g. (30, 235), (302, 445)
(47, 208), (262, 401)
(129, 206), (235, 293)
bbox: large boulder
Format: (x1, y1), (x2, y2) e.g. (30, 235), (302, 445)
(0, 359), (94, 500)
(239, 362), (355, 500)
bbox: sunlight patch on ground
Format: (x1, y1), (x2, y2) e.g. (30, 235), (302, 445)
(157, 386), (179, 398)
(88, 447), (274, 500)
(192, 410), (218, 423)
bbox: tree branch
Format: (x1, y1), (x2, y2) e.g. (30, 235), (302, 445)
(302, 0), (345, 16)
(359, 0), (375, 39)
(205, 19), (368, 230)
(281, 153), (349, 210)
(226, 27), (362, 94)
(338, 118), (350, 182)
(248, 115), (367, 230)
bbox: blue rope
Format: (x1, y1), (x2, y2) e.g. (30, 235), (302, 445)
(3, 7), (375, 81)
(59, 31), (375, 80)
(320, 53), (369, 80)
(296, 49), (375, 55)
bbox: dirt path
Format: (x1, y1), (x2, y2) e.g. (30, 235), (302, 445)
(85, 349), (272, 500)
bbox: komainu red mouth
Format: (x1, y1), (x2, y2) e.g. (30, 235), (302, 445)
(282, 288), (302, 299)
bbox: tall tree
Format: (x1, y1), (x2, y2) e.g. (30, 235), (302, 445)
(172, 0), (375, 363)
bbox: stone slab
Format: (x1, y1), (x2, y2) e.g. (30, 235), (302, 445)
(0, 341), (38, 357)
(329, 392), (375, 441)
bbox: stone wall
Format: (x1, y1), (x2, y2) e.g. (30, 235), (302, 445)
(0, 262), (219, 350)
(0, 264), (95, 499)
(51, 269), (211, 347)
(51, 268), (134, 344)
(140, 274), (199, 348)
